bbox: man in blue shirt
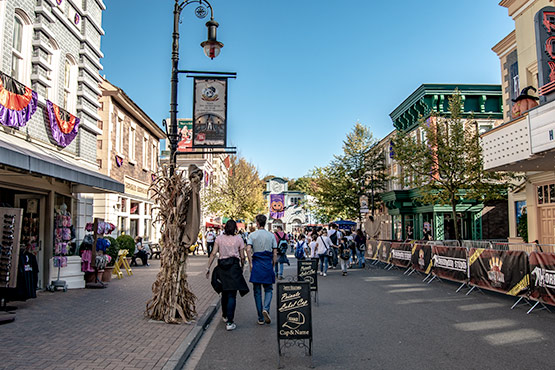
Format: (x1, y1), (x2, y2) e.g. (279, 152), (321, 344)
(247, 214), (277, 325)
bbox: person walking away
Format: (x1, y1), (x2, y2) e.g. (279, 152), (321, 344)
(338, 237), (352, 276)
(328, 223), (342, 268)
(133, 236), (150, 266)
(316, 230), (332, 276)
(294, 234), (307, 260)
(309, 232), (318, 259)
(274, 226), (290, 280)
(206, 228), (216, 257)
(345, 230), (356, 268)
(247, 215), (277, 325)
(206, 220), (249, 331)
(354, 229), (367, 268)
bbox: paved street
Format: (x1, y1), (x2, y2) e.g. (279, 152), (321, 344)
(0, 255), (217, 370)
(190, 259), (555, 370)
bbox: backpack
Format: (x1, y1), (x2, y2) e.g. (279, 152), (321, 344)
(295, 242), (305, 259)
(276, 233), (288, 255)
(340, 245), (351, 260)
(329, 230), (338, 245)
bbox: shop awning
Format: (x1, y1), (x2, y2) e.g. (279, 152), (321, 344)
(0, 132), (124, 193)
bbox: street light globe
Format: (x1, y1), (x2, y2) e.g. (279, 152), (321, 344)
(201, 19), (224, 59)
(201, 39), (224, 59)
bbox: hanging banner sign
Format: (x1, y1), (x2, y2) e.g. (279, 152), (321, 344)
(411, 243), (433, 274)
(277, 282), (312, 340)
(46, 100), (80, 147)
(431, 246), (468, 283)
(269, 194), (285, 219)
(390, 242), (413, 268)
(177, 118), (193, 152)
(193, 77), (227, 147)
(468, 248), (530, 296)
(529, 252), (555, 305)
(297, 258), (318, 291)
(0, 71), (38, 128)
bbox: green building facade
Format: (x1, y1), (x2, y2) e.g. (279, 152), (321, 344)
(382, 84), (504, 241)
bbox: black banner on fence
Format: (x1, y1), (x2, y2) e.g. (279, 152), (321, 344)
(367, 240), (380, 260)
(277, 282), (312, 340)
(431, 246), (469, 283)
(411, 244), (433, 274)
(390, 242), (413, 268)
(297, 259), (318, 291)
(468, 248), (529, 296)
(378, 242), (391, 264)
(529, 252), (555, 305)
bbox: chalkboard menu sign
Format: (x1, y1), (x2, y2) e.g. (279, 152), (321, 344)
(297, 259), (318, 291)
(277, 282), (312, 340)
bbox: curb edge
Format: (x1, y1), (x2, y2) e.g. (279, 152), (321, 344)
(163, 296), (221, 370)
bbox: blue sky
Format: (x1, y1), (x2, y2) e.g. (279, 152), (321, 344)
(101, 0), (514, 179)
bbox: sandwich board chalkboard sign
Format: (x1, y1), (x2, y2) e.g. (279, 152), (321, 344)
(277, 281), (312, 341)
(297, 259), (318, 291)
(277, 281), (312, 366)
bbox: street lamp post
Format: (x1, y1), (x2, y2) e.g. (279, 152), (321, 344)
(169, 0), (223, 174)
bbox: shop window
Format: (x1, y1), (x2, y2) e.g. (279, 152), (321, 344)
(97, 120), (103, 130)
(550, 184), (555, 203)
(130, 202), (139, 215)
(118, 216), (127, 235)
(62, 55), (77, 114)
(45, 38), (60, 102)
(130, 219), (138, 238)
(129, 126), (136, 161)
(143, 136), (149, 169)
(12, 10), (32, 84)
(97, 159), (102, 168)
(115, 116), (124, 153)
(144, 218), (151, 240)
(97, 140), (102, 150)
(121, 198), (127, 213)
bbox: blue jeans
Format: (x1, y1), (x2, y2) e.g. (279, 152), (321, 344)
(274, 262), (285, 277)
(357, 249), (366, 267)
(318, 254), (328, 274)
(221, 290), (237, 323)
(253, 283), (273, 321)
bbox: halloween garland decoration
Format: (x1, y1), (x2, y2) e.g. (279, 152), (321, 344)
(0, 72), (38, 128)
(45, 100), (80, 147)
(115, 155), (123, 167)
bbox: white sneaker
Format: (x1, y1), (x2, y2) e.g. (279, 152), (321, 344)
(319, 272), (323, 276)
(226, 322), (236, 331)
(323, 273), (327, 277)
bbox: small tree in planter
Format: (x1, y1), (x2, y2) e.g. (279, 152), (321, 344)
(105, 236), (120, 267)
(117, 235), (135, 257)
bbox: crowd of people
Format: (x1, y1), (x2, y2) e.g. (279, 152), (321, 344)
(203, 216), (368, 331)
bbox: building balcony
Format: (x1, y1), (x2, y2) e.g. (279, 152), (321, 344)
(481, 100), (555, 172)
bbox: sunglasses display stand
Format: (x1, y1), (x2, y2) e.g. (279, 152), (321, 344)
(0, 207), (23, 324)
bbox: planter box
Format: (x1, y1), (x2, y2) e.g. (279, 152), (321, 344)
(48, 256), (85, 289)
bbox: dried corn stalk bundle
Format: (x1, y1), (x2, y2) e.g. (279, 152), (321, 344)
(146, 164), (203, 324)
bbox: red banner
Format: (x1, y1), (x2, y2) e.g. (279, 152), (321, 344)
(529, 252), (555, 306)
(390, 242), (413, 268)
(411, 244), (433, 274)
(431, 246), (469, 283)
(468, 248), (529, 296)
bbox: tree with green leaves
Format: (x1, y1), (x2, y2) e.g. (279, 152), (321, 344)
(204, 156), (266, 222)
(307, 122), (388, 221)
(393, 92), (514, 241)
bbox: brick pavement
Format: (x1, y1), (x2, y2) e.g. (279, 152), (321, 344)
(0, 255), (218, 370)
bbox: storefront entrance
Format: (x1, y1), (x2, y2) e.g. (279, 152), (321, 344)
(15, 195), (46, 289)
(539, 205), (555, 245)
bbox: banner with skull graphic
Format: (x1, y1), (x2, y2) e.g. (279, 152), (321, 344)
(468, 248), (530, 296)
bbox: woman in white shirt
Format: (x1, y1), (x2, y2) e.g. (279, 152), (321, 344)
(315, 230), (331, 276)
